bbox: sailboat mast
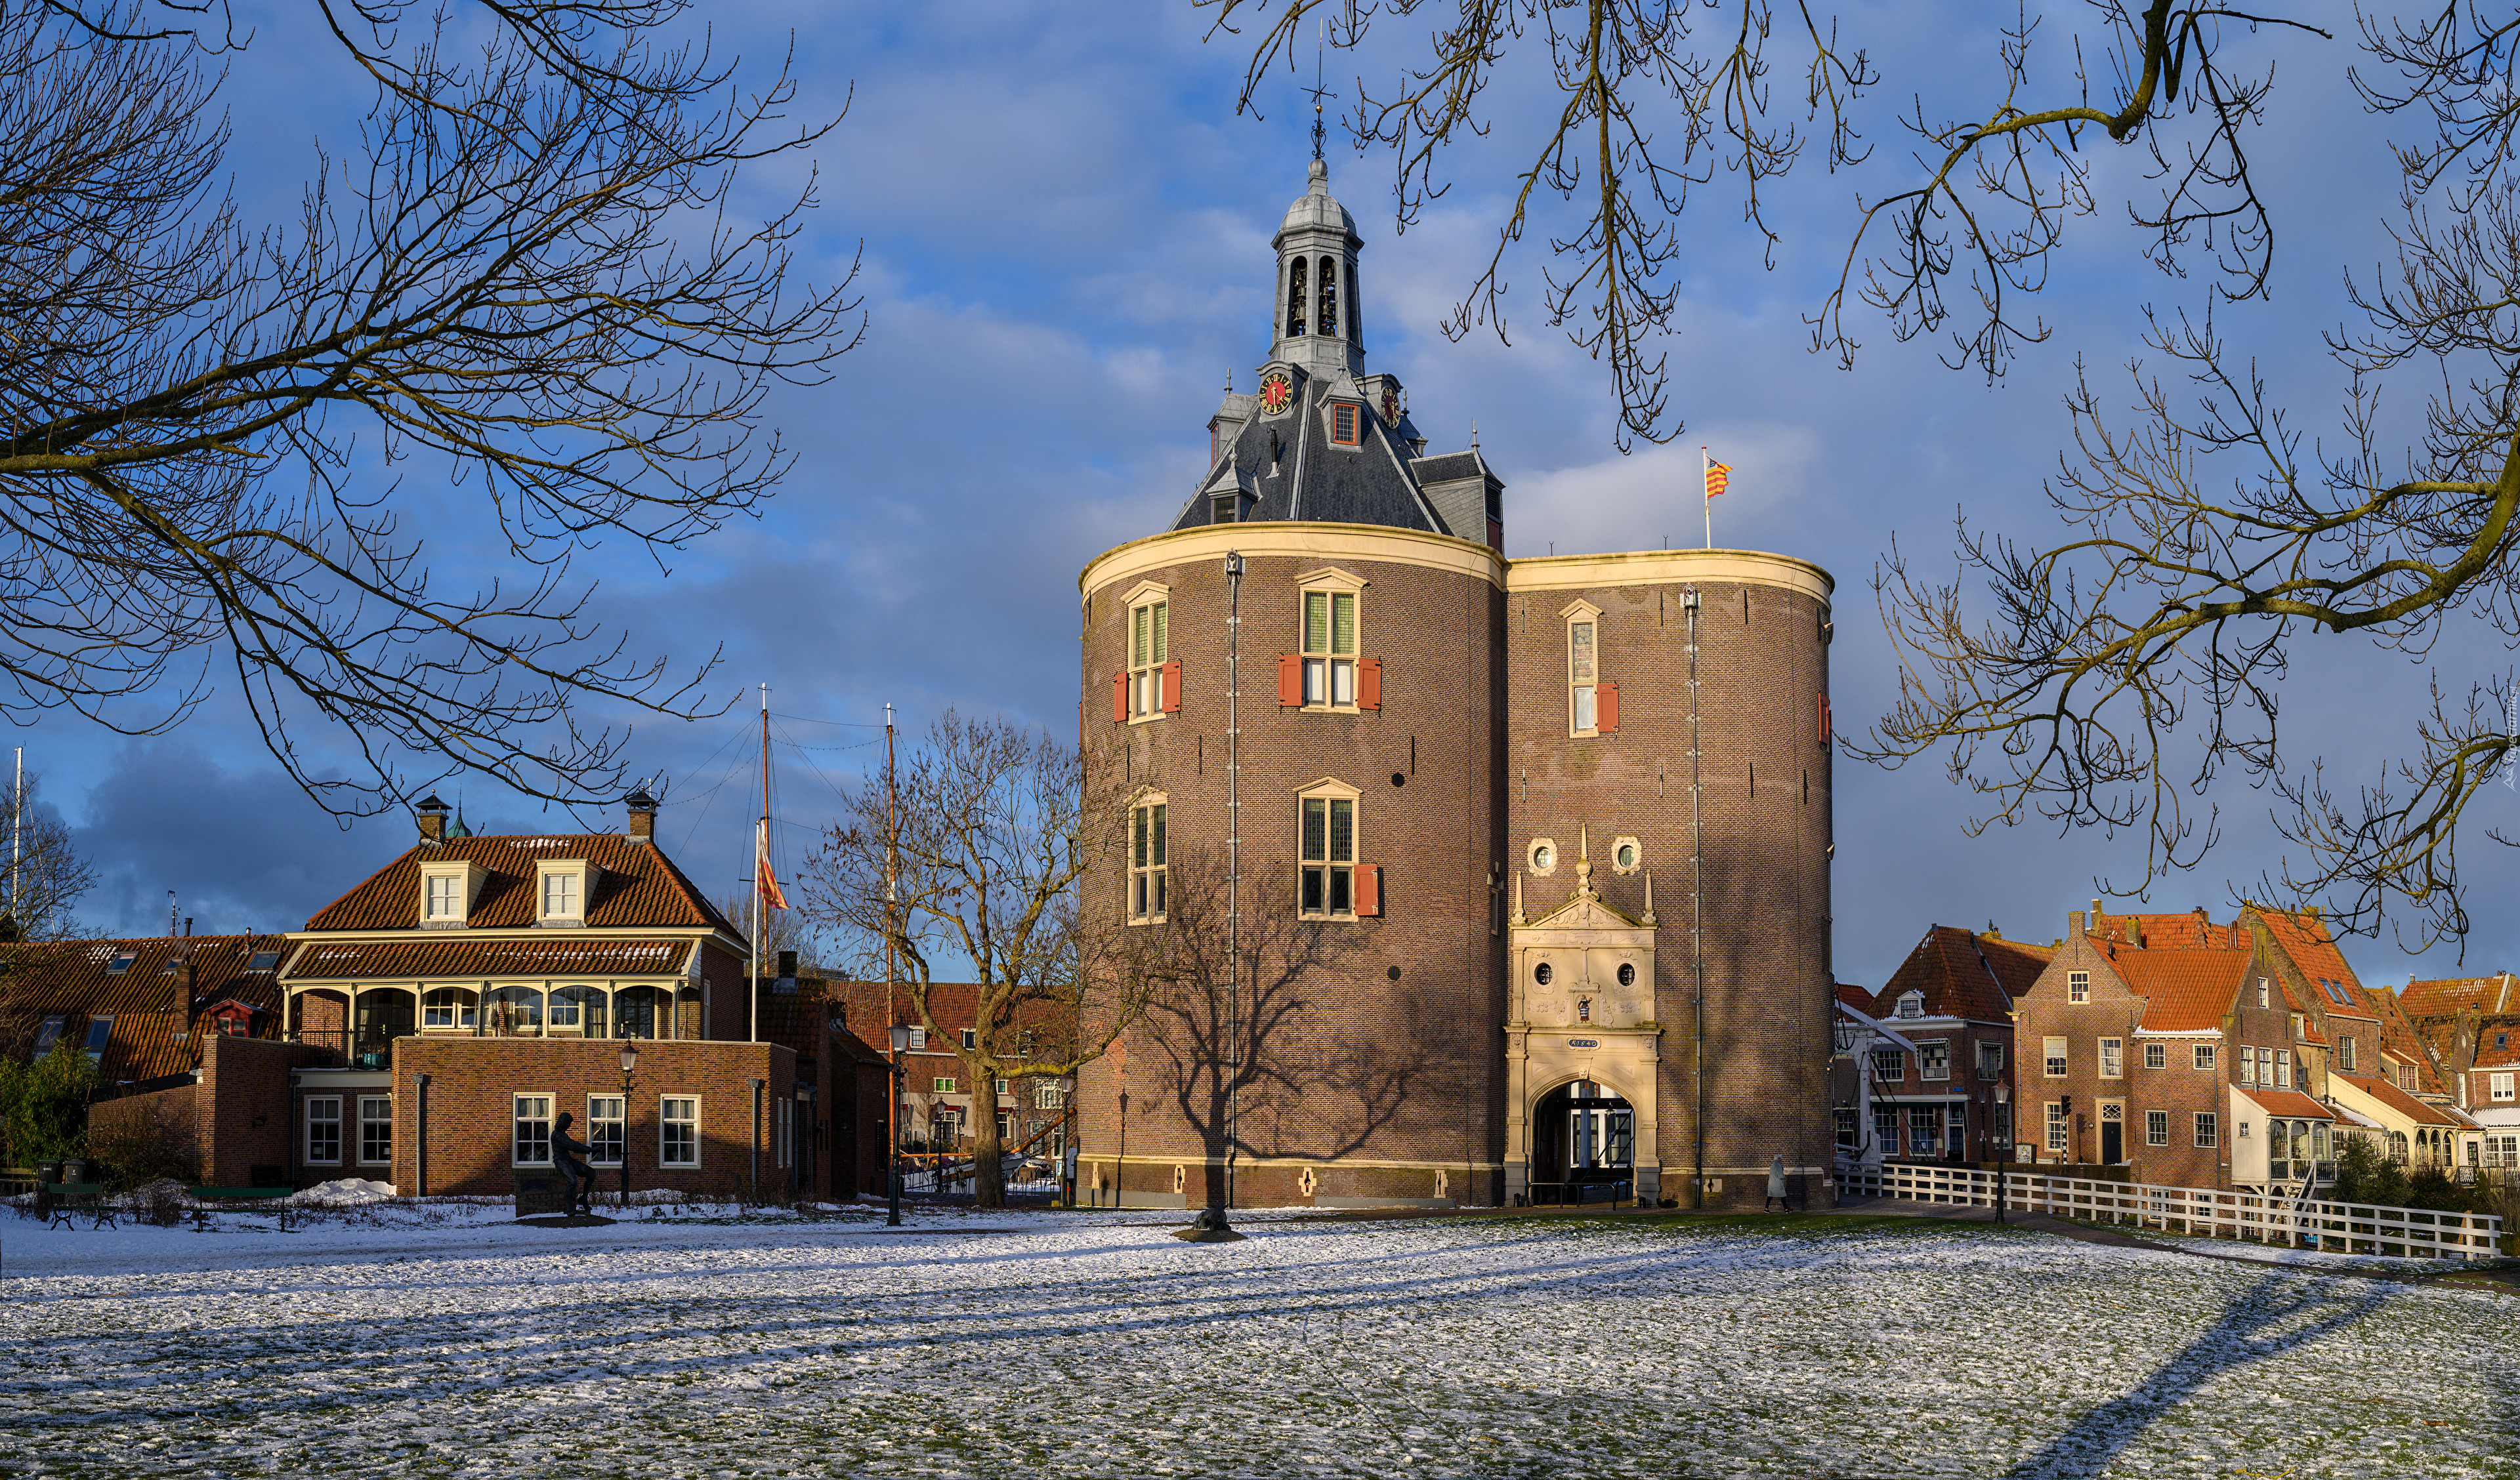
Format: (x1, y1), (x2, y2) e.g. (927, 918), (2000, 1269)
(753, 682), (768, 1044)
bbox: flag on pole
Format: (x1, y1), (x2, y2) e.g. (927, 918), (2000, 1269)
(1704, 457), (1731, 499)
(756, 818), (789, 909)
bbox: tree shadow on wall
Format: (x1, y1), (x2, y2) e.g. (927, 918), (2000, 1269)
(1118, 853), (1440, 1206)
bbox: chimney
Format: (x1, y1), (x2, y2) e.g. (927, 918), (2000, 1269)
(415, 793), (450, 843)
(2068, 907), (2085, 939)
(625, 788), (658, 843)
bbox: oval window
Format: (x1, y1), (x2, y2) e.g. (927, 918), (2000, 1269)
(1614, 842), (1637, 869)
(1617, 962), (1636, 987)
(1532, 844), (1554, 871)
(1534, 962), (1553, 986)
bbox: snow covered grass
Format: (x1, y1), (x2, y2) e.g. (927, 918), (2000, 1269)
(1, 1208), (2512, 1478)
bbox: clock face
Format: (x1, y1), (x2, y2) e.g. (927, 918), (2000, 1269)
(1380, 387), (1400, 426)
(1257, 371), (1293, 415)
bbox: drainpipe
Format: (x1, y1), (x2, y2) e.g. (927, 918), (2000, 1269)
(750, 1077), (765, 1204)
(1685, 586), (1706, 1208)
(415, 1072), (430, 1199)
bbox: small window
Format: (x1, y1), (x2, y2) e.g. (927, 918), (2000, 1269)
(358, 1096), (392, 1164)
(2146, 1110), (2169, 1147)
(1300, 791), (1357, 917)
(1870, 1048), (1906, 1080)
(2046, 1102), (2069, 1152)
(1918, 1040), (1951, 1081)
(2499, 1032), (2511, 1050)
(1331, 403), (1360, 445)
(1528, 838), (1557, 874)
(2194, 1112), (2219, 1148)
(934, 1077), (957, 1094)
(513, 1095), (553, 1166)
(1128, 598), (1169, 717)
(2143, 1042), (2166, 1070)
(539, 868), (582, 922)
(2291, 1013), (2305, 1039)
(32, 1015), (64, 1056)
(1895, 991), (1923, 1019)
(246, 950), (282, 972)
(82, 1016), (114, 1061)
(306, 1097), (343, 1164)
(2339, 1037), (2356, 1071)
(2276, 1048), (2292, 1089)
(2044, 1037), (2068, 1078)
(1616, 962), (1636, 987)
(105, 951), (137, 976)
(426, 873), (463, 921)
(1130, 800), (1168, 922)
(1301, 589), (1358, 707)
(2257, 978), (2271, 1008)
(1612, 839), (1639, 872)
(589, 1096), (625, 1165)
(2067, 971), (2089, 1003)
(1977, 1041), (2004, 1079)
(959, 1029), (977, 1051)
(2099, 1038), (2122, 1077)
(2194, 1044), (2217, 1072)
(660, 1096), (699, 1167)
(908, 1027), (927, 1050)
(2493, 1073), (2515, 1103)
(994, 1078), (1010, 1095)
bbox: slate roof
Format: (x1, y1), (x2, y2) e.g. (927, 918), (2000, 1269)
(2114, 949), (2254, 1033)
(282, 937), (695, 983)
(3, 934), (290, 1083)
(1871, 926), (2053, 1022)
(303, 833), (735, 935)
(1173, 367), (1453, 534)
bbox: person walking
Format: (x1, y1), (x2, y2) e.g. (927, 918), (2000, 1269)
(1764, 1154), (1790, 1213)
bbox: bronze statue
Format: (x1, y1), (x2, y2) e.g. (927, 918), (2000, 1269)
(551, 1111), (597, 1216)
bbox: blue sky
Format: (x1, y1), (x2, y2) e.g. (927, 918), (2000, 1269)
(37, 0), (2520, 990)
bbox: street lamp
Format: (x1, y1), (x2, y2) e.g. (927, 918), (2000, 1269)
(887, 1023), (911, 1227)
(618, 1038), (639, 1212)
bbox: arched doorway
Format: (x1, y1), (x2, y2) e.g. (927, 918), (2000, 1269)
(1530, 1079), (1634, 1205)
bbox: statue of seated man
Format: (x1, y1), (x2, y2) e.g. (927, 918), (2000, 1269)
(551, 1111), (597, 1216)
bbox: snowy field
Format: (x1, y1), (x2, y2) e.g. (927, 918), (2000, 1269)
(1, 1205), (2513, 1479)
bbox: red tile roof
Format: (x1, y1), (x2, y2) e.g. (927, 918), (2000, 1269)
(2335, 1072), (2464, 1126)
(2401, 974), (2520, 1018)
(1871, 926), (2053, 1022)
(2091, 909), (2246, 949)
(284, 937), (696, 982)
(303, 834), (736, 934)
(2113, 949), (2252, 1033)
(4, 935), (291, 1084)
(1834, 983), (1874, 1011)
(2236, 1087), (2336, 1120)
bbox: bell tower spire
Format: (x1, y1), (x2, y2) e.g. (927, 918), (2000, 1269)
(1270, 159), (1365, 379)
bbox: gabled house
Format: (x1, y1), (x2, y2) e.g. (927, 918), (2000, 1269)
(1860, 925), (2049, 1163)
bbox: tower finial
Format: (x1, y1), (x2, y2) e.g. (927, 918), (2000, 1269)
(1305, 14), (1333, 163)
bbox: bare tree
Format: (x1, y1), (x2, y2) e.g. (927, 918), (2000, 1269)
(802, 711), (1160, 1208)
(712, 891), (829, 978)
(1199, 0), (2324, 445)
(0, 0), (861, 816)
(0, 771), (95, 943)
(1860, 9), (2520, 949)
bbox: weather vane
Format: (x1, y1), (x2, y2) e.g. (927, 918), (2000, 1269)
(1303, 15), (1335, 161)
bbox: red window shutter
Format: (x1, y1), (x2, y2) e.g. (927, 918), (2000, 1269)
(1357, 657), (1381, 710)
(1112, 670), (1127, 724)
(1818, 691), (1832, 743)
(1597, 682), (1620, 733)
(1356, 863), (1381, 917)
(1278, 653), (1303, 707)
(1161, 661), (1182, 713)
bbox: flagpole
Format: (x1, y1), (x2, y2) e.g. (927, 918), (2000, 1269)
(1701, 447), (1713, 550)
(753, 681), (767, 1045)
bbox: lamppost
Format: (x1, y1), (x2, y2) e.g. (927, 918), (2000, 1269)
(1992, 1080), (2010, 1224)
(1830, 1013), (1864, 1173)
(887, 1023), (910, 1226)
(619, 1038), (638, 1211)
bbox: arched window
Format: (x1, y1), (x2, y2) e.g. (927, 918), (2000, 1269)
(422, 987), (476, 1031)
(1286, 257), (1309, 337)
(485, 985), (544, 1036)
(551, 985), (608, 1037)
(1318, 256), (1339, 337)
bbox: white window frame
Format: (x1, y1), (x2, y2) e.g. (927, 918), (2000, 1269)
(1918, 1039), (1951, 1081)
(513, 1094), (553, 1166)
(2045, 1101), (2068, 1153)
(357, 1096), (392, 1165)
(534, 859), (590, 926)
(959, 1029), (977, 1050)
(422, 987), (476, 1031)
(1564, 600), (1603, 736)
(1297, 778), (1360, 920)
(1298, 572), (1364, 710)
(2340, 1037), (2357, 1071)
(2493, 1072), (2515, 1103)
(907, 1027), (927, 1050)
(2067, 970), (2090, 1003)
(2146, 1109), (2169, 1147)
(588, 1095), (626, 1166)
(934, 1076), (957, 1094)
(1129, 795), (1168, 923)
(1870, 1048), (1906, 1081)
(1977, 1040), (2004, 1080)
(2194, 1044), (2216, 1071)
(2277, 1048), (2292, 1090)
(2099, 1038), (2124, 1079)
(2044, 1037), (2068, 1078)
(418, 860), (482, 926)
(1126, 585), (1170, 720)
(2143, 1042), (2166, 1070)
(305, 1096), (343, 1165)
(660, 1096), (700, 1168)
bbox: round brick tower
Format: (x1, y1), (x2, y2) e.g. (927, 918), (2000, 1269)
(1072, 160), (1836, 1212)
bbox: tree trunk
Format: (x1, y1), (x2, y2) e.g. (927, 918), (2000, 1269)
(969, 1054), (1007, 1208)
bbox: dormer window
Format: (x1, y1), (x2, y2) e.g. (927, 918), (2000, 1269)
(419, 861), (484, 927)
(1331, 402), (1360, 446)
(1895, 991), (1923, 1019)
(538, 863), (587, 924)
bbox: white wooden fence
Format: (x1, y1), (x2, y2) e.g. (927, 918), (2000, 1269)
(1838, 1162), (2504, 1262)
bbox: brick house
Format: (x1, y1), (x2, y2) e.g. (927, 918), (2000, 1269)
(6, 933), (291, 1097)
(1861, 926), (2049, 1164)
(830, 980), (1076, 1163)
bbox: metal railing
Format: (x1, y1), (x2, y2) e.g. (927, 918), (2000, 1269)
(1839, 1162), (2503, 1261)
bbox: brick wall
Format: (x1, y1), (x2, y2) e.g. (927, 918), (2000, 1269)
(391, 1038), (797, 1199)
(198, 1035), (337, 1185)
